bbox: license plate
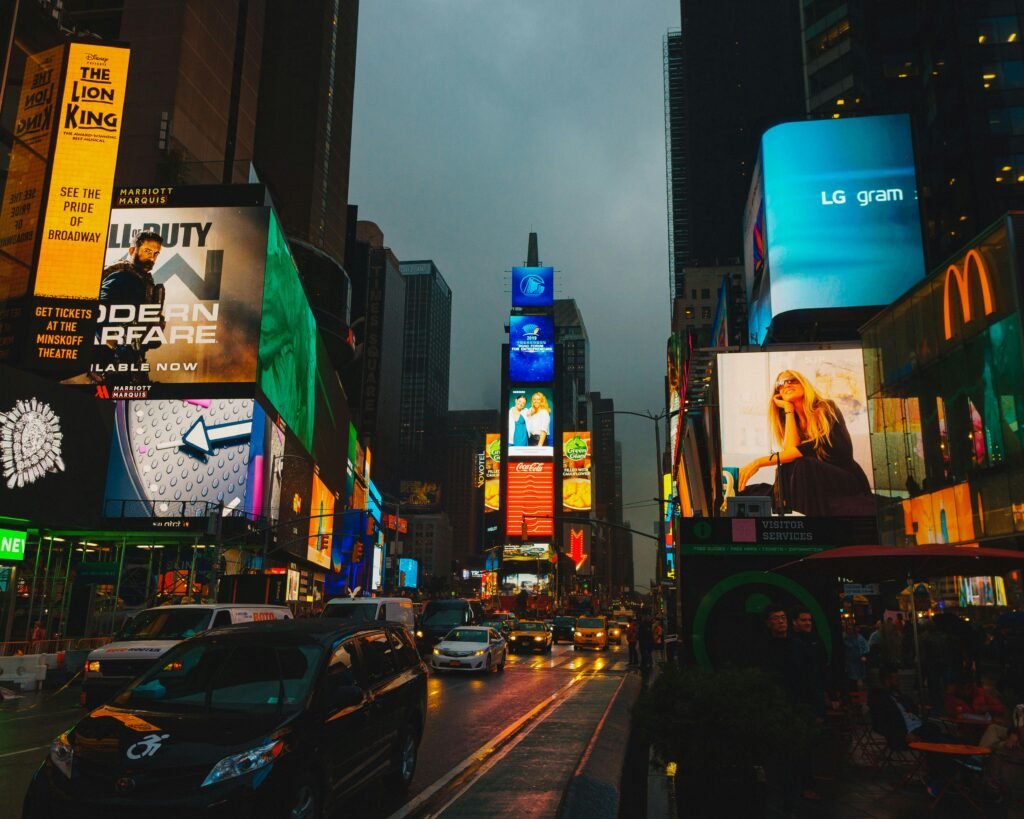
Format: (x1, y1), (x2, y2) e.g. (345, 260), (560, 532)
(447, 661), (461, 667)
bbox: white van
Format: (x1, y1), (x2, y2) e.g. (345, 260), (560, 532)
(322, 597), (416, 635)
(82, 603), (291, 707)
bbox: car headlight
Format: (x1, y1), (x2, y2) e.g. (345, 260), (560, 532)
(433, 647), (441, 655)
(49, 731), (74, 779)
(570, 627), (575, 632)
(202, 739), (284, 788)
(595, 632), (604, 638)
(510, 635), (517, 640)
(534, 636), (543, 642)
(85, 660), (100, 674)
(416, 630), (424, 638)
(473, 649), (486, 656)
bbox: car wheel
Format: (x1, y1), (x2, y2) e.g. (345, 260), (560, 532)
(286, 776), (321, 819)
(498, 651), (506, 672)
(388, 723), (419, 792)
(485, 654), (493, 673)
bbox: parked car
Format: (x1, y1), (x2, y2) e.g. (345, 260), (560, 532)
(82, 603), (292, 708)
(551, 616), (577, 644)
(25, 619), (428, 819)
(573, 616), (609, 651)
(415, 599), (485, 653)
(508, 620), (553, 654)
(430, 626), (506, 673)
(322, 597), (416, 634)
(607, 621), (624, 646)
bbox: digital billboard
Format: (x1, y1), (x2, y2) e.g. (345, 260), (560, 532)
(717, 349), (875, 517)
(307, 471), (334, 569)
(0, 364), (113, 527)
(102, 398), (266, 519)
(509, 315), (554, 383)
(902, 483), (975, 546)
(0, 45), (63, 303)
(562, 432), (592, 513)
(563, 523), (589, 570)
(400, 480), (442, 511)
(484, 433), (501, 511)
(745, 114), (926, 343)
(398, 556), (419, 589)
(507, 387), (554, 458)
(511, 266), (553, 307)
(506, 461), (554, 537)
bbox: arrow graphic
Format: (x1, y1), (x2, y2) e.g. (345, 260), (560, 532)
(157, 416), (252, 457)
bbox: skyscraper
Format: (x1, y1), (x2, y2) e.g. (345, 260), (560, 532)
(399, 260), (452, 477)
(446, 410), (500, 562)
(553, 299), (589, 433)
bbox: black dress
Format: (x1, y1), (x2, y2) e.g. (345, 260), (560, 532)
(777, 403), (874, 516)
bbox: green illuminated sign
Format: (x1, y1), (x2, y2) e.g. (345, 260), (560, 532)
(0, 528), (27, 562)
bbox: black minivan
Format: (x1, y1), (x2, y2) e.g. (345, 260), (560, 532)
(24, 619), (428, 819)
(414, 598), (485, 653)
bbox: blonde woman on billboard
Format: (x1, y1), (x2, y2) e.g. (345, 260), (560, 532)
(737, 370), (872, 515)
(525, 392), (551, 446)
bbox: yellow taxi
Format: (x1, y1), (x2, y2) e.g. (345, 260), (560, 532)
(573, 616), (609, 651)
(508, 620), (553, 654)
(607, 621), (624, 645)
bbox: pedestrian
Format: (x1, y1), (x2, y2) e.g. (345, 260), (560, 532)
(651, 617), (664, 661)
(638, 614), (654, 672)
(627, 618), (639, 666)
(842, 619), (869, 693)
(30, 621), (46, 646)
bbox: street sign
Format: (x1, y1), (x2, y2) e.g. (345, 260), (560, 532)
(843, 583), (880, 596)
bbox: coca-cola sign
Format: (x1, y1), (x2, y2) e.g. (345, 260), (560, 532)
(515, 462), (545, 473)
(506, 461), (553, 538)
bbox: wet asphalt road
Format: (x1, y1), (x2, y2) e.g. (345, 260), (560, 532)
(0, 642), (633, 819)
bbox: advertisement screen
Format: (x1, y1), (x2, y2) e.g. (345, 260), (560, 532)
(562, 432), (592, 513)
(371, 543), (383, 591)
(307, 472), (334, 569)
(902, 483), (975, 546)
(509, 315), (554, 383)
(506, 461), (554, 537)
(102, 397), (265, 519)
(747, 114), (926, 343)
(400, 480), (442, 511)
(502, 543), (553, 561)
(0, 364), (113, 528)
(0, 45), (64, 303)
(398, 556), (419, 589)
(511, 266), (554, 307)
(717, 349), (875, 517)
(484, 433), (501, 511)
(33, 44), (130, 300)
(508, 387), (554, 458)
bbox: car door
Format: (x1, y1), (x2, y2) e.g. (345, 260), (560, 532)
(488, 629), (505, 663)
(321, 637), (377, 801)
(355, 629), (400, 776)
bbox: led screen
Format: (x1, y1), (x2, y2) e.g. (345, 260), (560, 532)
(371, 543), (383, 591)
(509, 315), (554, 383)
(506, 461), (554, 537)
(746, 114), (926, 343)
(307, 472), (334, 569)
(562, 432), (591, 513)
(511, 266), (553, 307)
(507, 387), (554, 458)
(901, 483), (974, 546)
(400, 480), (442, 511)
(717, 349), (875, 517)
(484, 433), (501, 511)
(398, 556), (419, 589)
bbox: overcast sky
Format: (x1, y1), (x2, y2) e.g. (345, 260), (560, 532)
(348, 1), (681, 589)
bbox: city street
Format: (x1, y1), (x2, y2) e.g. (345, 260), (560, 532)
(0, 642), (635, 819)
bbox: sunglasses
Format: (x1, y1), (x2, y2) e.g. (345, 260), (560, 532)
(775, 377), (800, 390)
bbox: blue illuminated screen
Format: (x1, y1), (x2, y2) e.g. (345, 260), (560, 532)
(398, 557), (418, 589)
(509, 315), (554, 382)
(511, 266), (554, 307)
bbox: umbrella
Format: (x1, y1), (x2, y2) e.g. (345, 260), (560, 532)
(772, 544), (1024, 695)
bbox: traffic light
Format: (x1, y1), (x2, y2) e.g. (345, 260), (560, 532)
(521, 514), (528, 540)
(352, 542), (364, 563)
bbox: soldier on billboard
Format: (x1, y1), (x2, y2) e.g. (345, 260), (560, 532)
(93, 230), (166, 385)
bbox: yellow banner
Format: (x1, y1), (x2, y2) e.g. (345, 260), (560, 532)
(0, 45), (64, 301)
(33, 43), (130, 299)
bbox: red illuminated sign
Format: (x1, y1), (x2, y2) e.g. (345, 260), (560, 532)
(506, 461), (554, 537)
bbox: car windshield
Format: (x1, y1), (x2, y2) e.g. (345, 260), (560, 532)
(117, 609), (212, 641)
(113, 640), (323, 714)
(322, 603), (377, 621)
(554, 617), (575, 626)
(481, 621), (504, 630)
(517, 622), (545, 631)
(578, 618), (604, 628)
(421, 604), (466, 627)
(445, 629), (487, 643)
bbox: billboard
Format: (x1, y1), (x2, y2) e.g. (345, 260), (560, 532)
(400, 480), (442, 511)
(509, 315), (554, 383)
(103, 398), (266, 519)
(717, 349), (875, 517)
(502, 543), (553, 561)
(506, 461), (554, 537)
(511, 266), (554, 307)
(508, 386), (554, 458)
(902, 483), (975, 546)
(484, 433), (501, 511)
(306, 471), (334, 569)
(562, 432), (592, 513)
(746, 114), (926, 343)
(0, 364), (113, 527)
(0, 45), (64, 303)
(398, 556), (419, 589)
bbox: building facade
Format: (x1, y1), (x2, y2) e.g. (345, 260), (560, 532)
(446, 409), (500, 563)
(554, 299), (590, 433)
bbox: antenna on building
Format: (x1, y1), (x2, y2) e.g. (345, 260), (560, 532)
(527, 232), (540, 267)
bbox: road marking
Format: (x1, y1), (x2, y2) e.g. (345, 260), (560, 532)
(573, 673), (628, 776)
(388, 671), (590, 819)
(0, 744), (48, 760)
